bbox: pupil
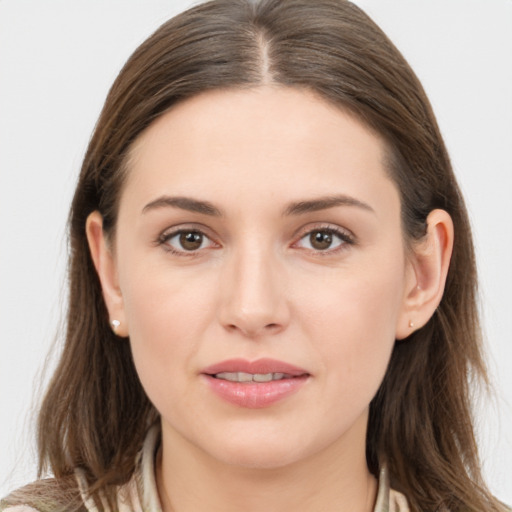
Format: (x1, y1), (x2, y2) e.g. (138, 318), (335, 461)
(180, 232), (202, 250)
(311, 231), (332, 250)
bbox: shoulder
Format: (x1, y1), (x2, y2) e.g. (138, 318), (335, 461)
(0, 476), (86, 512)
(1, 506), (39, 512)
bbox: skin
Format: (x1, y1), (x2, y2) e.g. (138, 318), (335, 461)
(87, 86), (453, 512)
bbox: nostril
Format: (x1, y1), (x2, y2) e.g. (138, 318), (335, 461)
(223, 322), (283, 336)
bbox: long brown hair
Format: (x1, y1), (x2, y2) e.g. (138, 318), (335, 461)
(3, 1), (506, 510)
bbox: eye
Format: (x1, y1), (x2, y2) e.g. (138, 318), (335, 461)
(295, 228), (352, 252)
(160, 229), (216, 254)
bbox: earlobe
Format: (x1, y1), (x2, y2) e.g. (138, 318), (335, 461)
(86, 211), (128, 337)
(396, 209), (454, 340)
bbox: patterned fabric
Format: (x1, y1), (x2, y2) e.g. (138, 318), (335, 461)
(2, 426), (409, 511)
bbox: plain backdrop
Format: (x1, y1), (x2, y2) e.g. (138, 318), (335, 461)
(1, 0), (511, 503)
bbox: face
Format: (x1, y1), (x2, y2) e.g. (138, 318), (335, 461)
(108, 87), (414, 470)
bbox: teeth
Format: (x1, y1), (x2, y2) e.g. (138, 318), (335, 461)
(253, 373), (272, 382)
(215, 372), (290, 382)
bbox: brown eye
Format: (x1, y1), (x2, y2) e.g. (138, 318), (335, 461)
(162, 229), (214, 254)
(179, 231), (204, 251)
(309, 230), (333, 250)
(180, 231), (203, 251)
(296, 228), (350, 252)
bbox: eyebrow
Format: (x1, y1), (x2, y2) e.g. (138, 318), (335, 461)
(142, 196), (222, 216)
(141, 193), (374, 217)
(283, 195), (374, 216)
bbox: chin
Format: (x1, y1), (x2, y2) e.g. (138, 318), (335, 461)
(203, 431), (317, 471)
(219, 446), (302, 470)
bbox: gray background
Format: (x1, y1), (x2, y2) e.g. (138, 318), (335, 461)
(1, 0), (511, 502)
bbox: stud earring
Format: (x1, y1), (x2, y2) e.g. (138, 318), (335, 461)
(409, 320), (414, 329)
(111, 319), (121, 334)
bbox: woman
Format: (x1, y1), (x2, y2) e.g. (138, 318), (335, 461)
(1, 0), (508, 511)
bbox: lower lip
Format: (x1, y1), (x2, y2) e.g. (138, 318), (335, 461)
(203, 375), (309, 409)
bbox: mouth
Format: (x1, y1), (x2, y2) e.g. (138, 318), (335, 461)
(212, 371), (297, 382)
(201, 358), (310, 408)
(202, 357), (309, 377)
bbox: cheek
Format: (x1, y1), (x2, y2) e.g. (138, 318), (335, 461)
(120, 248), (218, 336)
(119, 263), (217, 405)
(296, 252), (406, 398)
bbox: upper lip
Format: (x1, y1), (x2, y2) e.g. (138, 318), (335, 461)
(202, 358), (309, 376)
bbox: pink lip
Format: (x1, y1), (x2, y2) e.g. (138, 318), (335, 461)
(202, 358), (308, 376)
(201, 358), (310, 409)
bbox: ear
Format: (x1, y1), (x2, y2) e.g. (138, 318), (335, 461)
(396, 209), (454, 340)
(86, 211), (128, 337)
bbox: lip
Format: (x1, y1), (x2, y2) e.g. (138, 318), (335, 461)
(201, 358), (310, 409)
(202, 358), (309, 376)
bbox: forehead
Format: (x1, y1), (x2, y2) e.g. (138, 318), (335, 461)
(123, 86), (396, 213)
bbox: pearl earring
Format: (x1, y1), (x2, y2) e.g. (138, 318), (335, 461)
(409, 320), (414, 329)
(111, 319), (121, 334)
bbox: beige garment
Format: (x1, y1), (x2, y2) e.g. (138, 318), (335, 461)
(3, 426), (409, 511)
(76, 426), (409, 512)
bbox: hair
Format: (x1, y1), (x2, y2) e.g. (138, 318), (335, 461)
(1, 1), (506, 511)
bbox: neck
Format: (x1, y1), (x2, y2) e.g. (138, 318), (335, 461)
(156, 413), (378, 512)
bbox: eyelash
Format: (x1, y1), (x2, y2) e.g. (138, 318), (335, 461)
(156, 224), (355, 257)
(293, 224), (355, 255)
(157, 226), (218, 257)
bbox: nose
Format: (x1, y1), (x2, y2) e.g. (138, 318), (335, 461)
(217, 243), (290, 338)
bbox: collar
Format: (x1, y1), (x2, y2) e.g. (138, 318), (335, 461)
(78, 425), (409, 511)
